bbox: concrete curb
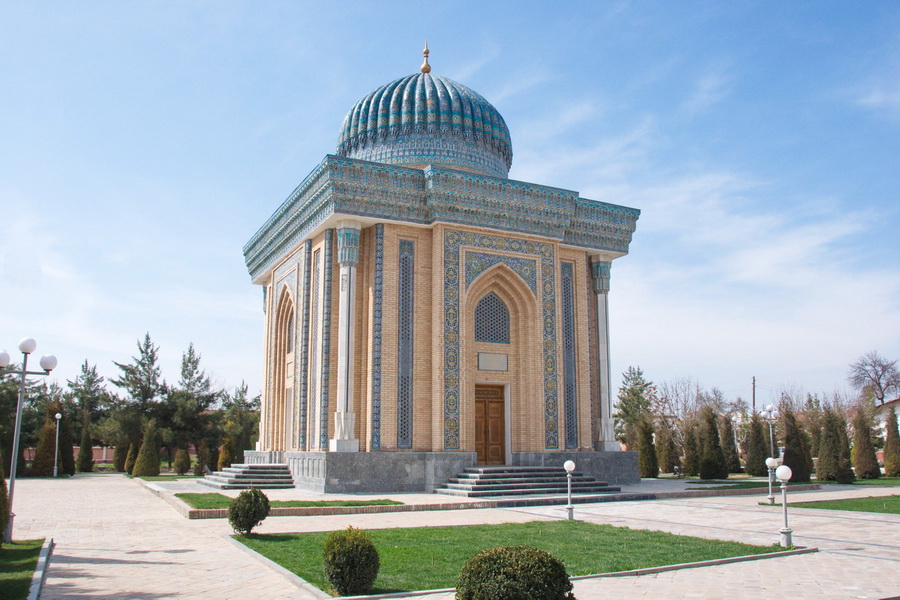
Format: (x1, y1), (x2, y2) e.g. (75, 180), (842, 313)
(224, 534), (332, 600)
(27, 537), (54, 600)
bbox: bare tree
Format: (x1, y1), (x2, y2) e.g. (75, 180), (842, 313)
(848, 351), (900, 405)
(656, 377), (701, 448)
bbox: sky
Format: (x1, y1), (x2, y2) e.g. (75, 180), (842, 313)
(2, 2), (899, 408)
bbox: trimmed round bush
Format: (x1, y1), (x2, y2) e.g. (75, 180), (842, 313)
(323, 526), (380, 596)
(227, 488), (270, 535)
(456, 545), (576, 600)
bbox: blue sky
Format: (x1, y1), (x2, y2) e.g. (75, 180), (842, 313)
(2, 2), (898, 406)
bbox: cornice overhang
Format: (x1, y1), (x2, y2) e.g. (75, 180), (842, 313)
(244, 155), (640, 283)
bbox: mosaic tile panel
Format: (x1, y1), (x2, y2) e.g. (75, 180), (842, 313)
(370, 224), (384, 449)
(443, 229), (559, 450)
(561, 262), (578, 449)
(319, 229), (334, 450)
(465, 251), (537, 294)
(397, 239), (415, 449)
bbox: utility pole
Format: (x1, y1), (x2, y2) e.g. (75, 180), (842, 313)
(752, 376), (756, 413)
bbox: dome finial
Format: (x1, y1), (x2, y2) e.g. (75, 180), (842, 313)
(420, 40), (431, 74)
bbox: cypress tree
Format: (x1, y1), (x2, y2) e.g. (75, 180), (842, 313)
(817, 407), (854, 483)
(218, 437), (236, 471)
(720, 417), (742, 474)
(56, 405), (76, 477)
(173, 448), (191, 475)
(637, 417), (658, 478)
(782, 407), (812, 483)
(744, 415), (769, 476)
(852, 408), (881, 479)
(30, 420), (58, 477)
(194, 441), (209, 476)
(883, 409), (900, 478)
(113, 444), (128, 472)
(77, 422), (94, 473)
(655, 422), (680, 474)
(132, 422), (161, 477)
(682, 421), (700, 477)
(0, 451), (8, 548)
(124, 442), (139, 474)
(698, 406), (728, 480)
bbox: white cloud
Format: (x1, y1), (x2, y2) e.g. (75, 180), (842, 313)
(682, 65), (733, 114)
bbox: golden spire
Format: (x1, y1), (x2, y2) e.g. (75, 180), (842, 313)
(420, 40), (431, 74)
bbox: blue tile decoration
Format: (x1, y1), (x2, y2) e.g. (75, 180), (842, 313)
(297, 240), (312, 451)
(397, 239), (415, 449)
(244, 156), (639, 283)
(561, 262), (578, 449)
(319, 229), (333, 449)
(443, 229), (559, 450)
(309, 250), (321, 449)
(465, 251), (537, 294)
(370, 224), (384, 449)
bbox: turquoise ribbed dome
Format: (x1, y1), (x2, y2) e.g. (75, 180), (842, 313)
(336, 72), (512, 178)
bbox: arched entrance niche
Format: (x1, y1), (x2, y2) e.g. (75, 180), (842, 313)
(463, 263), (541, 464)
(272, 286), (295, 451)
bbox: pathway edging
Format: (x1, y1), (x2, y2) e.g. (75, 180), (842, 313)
(27, 537), (54, 600)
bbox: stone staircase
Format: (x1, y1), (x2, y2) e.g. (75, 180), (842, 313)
(434, 466), (620, 501)
(198, 463), (295, 490)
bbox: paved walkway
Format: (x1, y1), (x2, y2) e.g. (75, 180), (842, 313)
(11, 474), (900, 599)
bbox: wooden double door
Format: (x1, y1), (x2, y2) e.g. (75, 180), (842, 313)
(475, 384), (506, 465)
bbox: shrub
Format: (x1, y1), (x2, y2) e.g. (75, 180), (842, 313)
(218, 437), (235, 471)
(637, 417), (658, 478)
(173, 448), (191, 475)
(113, 445), (128, 472)
(456, 545), (576, 600)
(228, 488), (270, 535)
(132, 422), (161, 477)
(884, 409), (900, 477)
(323, 526), (380, 596)
(77, 423), (94, 473)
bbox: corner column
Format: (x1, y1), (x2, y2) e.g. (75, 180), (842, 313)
(330, 221), (361, 452)
(591, 259), (619, 451)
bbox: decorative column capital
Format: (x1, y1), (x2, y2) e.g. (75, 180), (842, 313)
(336, 226), (361, 267)
(590, 259), (611, 294)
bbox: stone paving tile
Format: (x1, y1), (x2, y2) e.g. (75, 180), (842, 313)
(11, 474), (900, 599)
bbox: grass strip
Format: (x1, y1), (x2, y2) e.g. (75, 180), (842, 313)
(237, 520), (778, 595)
(687, 481), (810, 490)
(789, 494), (900, 514)
(175, 492), (402, 510)
(0, 539), (44, 600)
(843, 477), (900, 487)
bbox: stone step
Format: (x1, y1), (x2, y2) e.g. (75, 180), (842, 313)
(442, 481), (614, 492)
(438, 485), (620, 498)
(435, 465), (619, 499)
(447, 475), (600, 485)
(197, 478), (295, 490)
(201, 463), (294, 490)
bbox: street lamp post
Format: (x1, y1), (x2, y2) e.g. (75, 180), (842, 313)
(53, 413), (62, 478)
(759, 404), (780, 506)
(775, 464), (793, 547)
(563, 460), (575, 521)
(0, 338), (57, 543)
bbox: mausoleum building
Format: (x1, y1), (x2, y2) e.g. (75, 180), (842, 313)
(243, 49), (641, 492)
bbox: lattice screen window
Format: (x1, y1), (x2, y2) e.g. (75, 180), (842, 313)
(474, 292), (510, 343)
(397, 240), (415, 449)
(561, 262), (578, 449)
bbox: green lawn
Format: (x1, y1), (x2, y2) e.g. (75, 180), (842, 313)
(790, 494), (900, 514)
(237, 520), (780, 595)
(0, 539), (44, 600)
(175, 492), (402, 510)
(687, 481), (811, 490)
(844, 477), (900, 486)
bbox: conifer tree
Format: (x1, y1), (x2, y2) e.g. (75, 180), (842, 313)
(113, 444), (128, 472)
(883, 409), (900, 477)
(30, 417), (59, 477)
(637, 417), (658, 478)
(852, 408), (881, 479)
(698, 406), (728, 479)
(77, 417), (94, 473)
(720, 417), (742, 473)
(682, 421), (700, 477)
(173, 448), (191, 475)
(744, 415), (769, 476)
(655, 421), (680, 474)
(614, 367), (657, 449)
(817, 406), (854, 483)
(781, 406), (812, 482)
(132, 421), (161, 477)
(218, 437), (236, 471)
(0, 451), (8, 548)
(124, 442), (138, 474)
